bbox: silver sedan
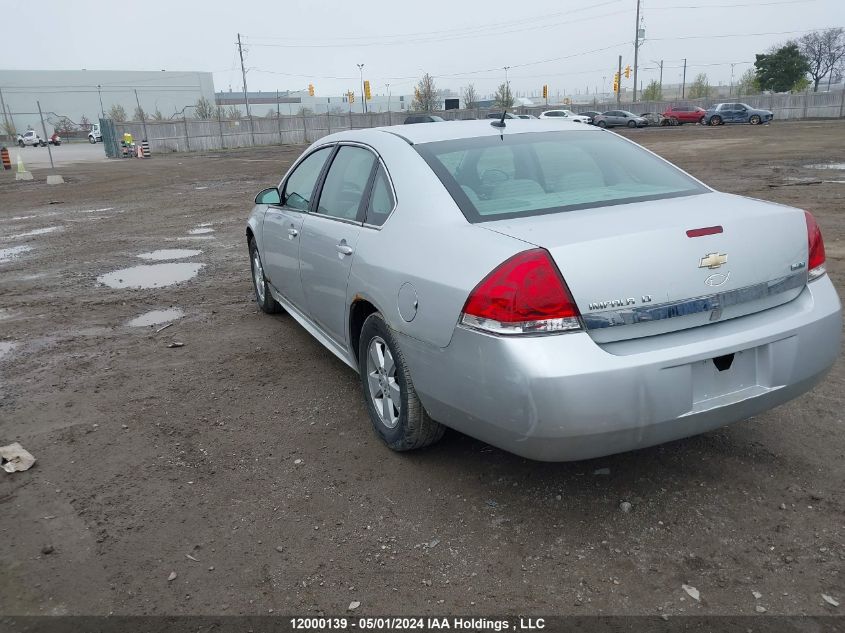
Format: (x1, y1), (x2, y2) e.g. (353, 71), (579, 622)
(246, 120), (840, 461)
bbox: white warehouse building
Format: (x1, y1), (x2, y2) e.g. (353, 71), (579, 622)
(0, 69), (216, 134)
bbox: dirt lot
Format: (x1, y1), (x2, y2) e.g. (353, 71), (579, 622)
(1, 120), (843, 618)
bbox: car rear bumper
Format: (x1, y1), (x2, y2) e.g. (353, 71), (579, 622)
(398, 276), (841, 461)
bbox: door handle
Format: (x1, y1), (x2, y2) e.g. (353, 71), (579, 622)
(336, 243), (354, 256)
(287, 227), (299, 238)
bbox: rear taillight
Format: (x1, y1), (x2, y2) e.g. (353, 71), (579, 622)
(805, 210), (826, 281)
(461, 249), (582, 335)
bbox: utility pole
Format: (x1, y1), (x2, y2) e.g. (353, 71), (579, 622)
(681, 58), (687, 99)
(632, 0), (641, 103)
(729, 62), (737, 96)
(617, 55), (623, 106)
(658, 60), (664, 95)
(97, 84), (105, 118)
(385, 83), (391, 113)
(134, 89), (148, 141)
(0, 87), (11, 141)
(37, 101), (54, 171)
(237, 33), (256, 145)
(357, 64), (366, 114)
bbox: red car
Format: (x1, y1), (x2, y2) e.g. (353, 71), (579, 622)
(661, 105), (706, 125)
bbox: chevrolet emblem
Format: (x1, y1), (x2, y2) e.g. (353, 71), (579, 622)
(699, 252), (728, 269)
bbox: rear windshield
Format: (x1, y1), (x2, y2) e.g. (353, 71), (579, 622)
(415, 130), (708, 222)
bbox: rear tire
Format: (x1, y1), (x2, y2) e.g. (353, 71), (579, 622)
(358, 312), (445, 452)
(596, 120), (607, 128)
(749, 115), (761, 125)
(249, 237), (282, 314)
(698, 116), (705, 124)
(89, 136), (96, 144)
(709, 115), (722, 126)
(18, 140), (24, 147)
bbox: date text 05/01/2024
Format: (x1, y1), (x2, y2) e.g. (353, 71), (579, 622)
(290, 617), (546, 630)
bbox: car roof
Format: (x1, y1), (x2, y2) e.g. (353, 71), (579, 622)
(319, 119), (596, 146)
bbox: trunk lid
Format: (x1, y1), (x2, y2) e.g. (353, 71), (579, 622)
(480, 192), (808, 343)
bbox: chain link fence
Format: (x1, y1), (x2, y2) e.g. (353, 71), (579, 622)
(100, 89), (845, 155)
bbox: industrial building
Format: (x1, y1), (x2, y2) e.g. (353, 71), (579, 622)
(0, 69), (216, 135)
(216, 89), (418, 115)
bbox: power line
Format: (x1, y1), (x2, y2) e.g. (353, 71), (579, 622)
(650, 0), (818, 8)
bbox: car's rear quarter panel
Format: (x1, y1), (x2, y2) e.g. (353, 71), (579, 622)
(346, 130), (529, 350)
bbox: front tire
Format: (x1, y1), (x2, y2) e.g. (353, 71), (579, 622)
(89, 136), (96, 144)
(627, 120), (637, 128)
(596, 120), (607, 128)
(709, 115), (722, 126)
(359, 313), (444, 452)
(249, 237), (282, 314)
(18, 140), (24, 147)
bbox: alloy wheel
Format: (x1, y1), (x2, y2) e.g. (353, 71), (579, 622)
(366, 336), (401, 429)
(252, 249), (266, 304)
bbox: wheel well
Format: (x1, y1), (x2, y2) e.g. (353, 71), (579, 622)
(349, 299), (378, 366)
(246, 226), (255, 246)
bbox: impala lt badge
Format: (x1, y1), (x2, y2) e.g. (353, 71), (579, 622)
(699, 252), (728, 269)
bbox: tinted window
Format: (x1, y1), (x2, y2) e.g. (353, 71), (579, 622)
(316, 146), (376, 221)
(283, 147), (331, 211)
(416, 131), (708, 223)
(366, 166), (395, 227)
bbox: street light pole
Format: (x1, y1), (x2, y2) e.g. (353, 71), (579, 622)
(97, 84), (105, 118)
(385, 83), (391, 113)
(357, 64), (366, 114)
(632, 0), (642, 103)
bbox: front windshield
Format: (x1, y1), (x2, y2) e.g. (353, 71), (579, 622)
(416, 130), (708, 223)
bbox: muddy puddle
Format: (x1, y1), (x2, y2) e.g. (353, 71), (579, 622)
(0, 246), (33, 263)
(188, 227), (215, 235)
(137, 249), (201, 261)
(97, 263), (205, 289)
(127, 308), (185, 327)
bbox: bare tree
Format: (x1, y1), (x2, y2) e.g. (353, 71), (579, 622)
(493, 82), (514, 109)
(412, 73), (440, 112)
(108, 104), (127, 122)
(642, 80), (662, 101)
(687, 73), (711, 99)
(151, 109), (165, 121)
(297, 106), (314, 116)
(461, 84), (479, 109)
(194, 97), (216, 120)
(798, 28), (845, 92)
(735, 68), (759, 96)
(133, 105), (146, 122)
(80, 115), (91, 131)
(225, 105), (243, 120)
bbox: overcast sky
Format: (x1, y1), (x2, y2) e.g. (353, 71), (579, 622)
(6, 0), (843, 98)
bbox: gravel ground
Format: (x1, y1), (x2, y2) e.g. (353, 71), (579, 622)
(0, 120), (843, 617)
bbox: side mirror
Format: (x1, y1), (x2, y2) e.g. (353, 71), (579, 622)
(255, 187), (281, 205)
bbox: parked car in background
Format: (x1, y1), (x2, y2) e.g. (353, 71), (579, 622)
(594, 110), (647, 128)
(703, 103), (774, 126)
(16, 130), (46, 147)
(515, 114), (538, 119)
(49, 132), (62, 146)
(88, 123), (102, 143)
(639, 112), (671, 127)
(245, 120), (840, 461)
(539, 109), (592, 124)
(662, 105), (707, 125)
(404, 115), (445, 124)
(485, 112), (520, 120)
(579, 111), (602, 125)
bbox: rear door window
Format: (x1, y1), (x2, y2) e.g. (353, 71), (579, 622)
(365, 166), (395, 226)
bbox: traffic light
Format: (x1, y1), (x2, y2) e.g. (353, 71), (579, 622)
(542, 84), (548, 99)
(624, 65), (631, 79)
(308, 83), (315, 97)
(613, 72), (620, 92)
(348, 91), (355, 103)
(364, 80), (371, 100)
